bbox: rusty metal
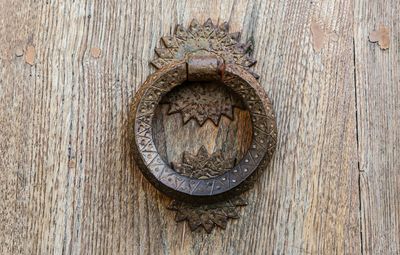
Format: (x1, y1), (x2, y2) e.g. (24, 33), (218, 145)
(130, 18), (277, 233)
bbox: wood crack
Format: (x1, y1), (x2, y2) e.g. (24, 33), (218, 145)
(353, 36), (364, 255)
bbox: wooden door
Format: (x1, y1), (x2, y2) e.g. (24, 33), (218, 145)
(0, 0), (399, 254)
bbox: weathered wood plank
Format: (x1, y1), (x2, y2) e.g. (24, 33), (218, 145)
(354, 0), (400, 254)
(0, 0), (365, 254)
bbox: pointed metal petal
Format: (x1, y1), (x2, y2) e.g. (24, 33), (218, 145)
(196, 114), (208, 126)
(151, 58), (166, 69)
(224, 208), (240, 218)
(229, 32), (241, 41)
(175, 24), (188, 39)
(167, 103), (180, 114)
(189, 18), (200, 30)
(243, 57), (257, 67)
(204, 18), (214, 28)
(188, 219), (202, 231)
(197, 146), (209, 158)
(175, 212), (187, 222)
(212, 214), (228, 229)
(220, 35), (238, 46)
(167, 199), (181, 210)
(202, 220), (215, 233)
(219, 21), (229, 32)
(224, 105), (234, 120)
(155, 48), (173, 58)
(182, 112), (192, 124)
(244, 41), (254, 54)
(210, 115), (220, 126)
(230, 196), (248, 206)
(233, 43), (247, 54)
(161, 36), (178, 48)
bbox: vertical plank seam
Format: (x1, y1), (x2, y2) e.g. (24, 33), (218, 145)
(352, 36), (363, 255)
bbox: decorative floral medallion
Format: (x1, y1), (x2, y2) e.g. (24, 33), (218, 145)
(172, 146), (235, 179)
(162, 82), (243, 126)
(151, 18), (259, 79)
(168, 196), (247, 233)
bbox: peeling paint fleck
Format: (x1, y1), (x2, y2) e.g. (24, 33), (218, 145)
(311, 21), (326, 52)
(91, 47), (102, 58)
(25, 45), (35, 65)
(369, 25), (390, 50)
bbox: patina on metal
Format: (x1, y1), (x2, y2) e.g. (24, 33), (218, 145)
(130, 18), (277, 233)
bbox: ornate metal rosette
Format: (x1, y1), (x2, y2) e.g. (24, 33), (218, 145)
(151, 18), (259, 79)
(130, 19), (277, 232)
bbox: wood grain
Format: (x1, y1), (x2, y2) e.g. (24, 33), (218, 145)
(354, 0), (400, 254)
(0, 0), (397, 254)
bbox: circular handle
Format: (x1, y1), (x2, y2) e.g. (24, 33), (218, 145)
(131, 57), (277, 203)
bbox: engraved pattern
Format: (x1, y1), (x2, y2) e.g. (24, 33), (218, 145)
(172, 146), (235, 179)
(152, 18), (259, 79)
(132, 62), (276, 200)
(162, 82), (244, 126)
(167, 196), (247, 233)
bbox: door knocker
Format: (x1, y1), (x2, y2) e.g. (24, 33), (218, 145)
(130, 18), (277, 233)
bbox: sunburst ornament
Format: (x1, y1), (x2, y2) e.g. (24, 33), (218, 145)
(151, 18), (259, 79)
(161, 82), (244, 126)
(172, 146), (235, 179)
(167, 196), (248, 233)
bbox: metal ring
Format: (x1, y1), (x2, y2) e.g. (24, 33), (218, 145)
(131, 59), (277, 203)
